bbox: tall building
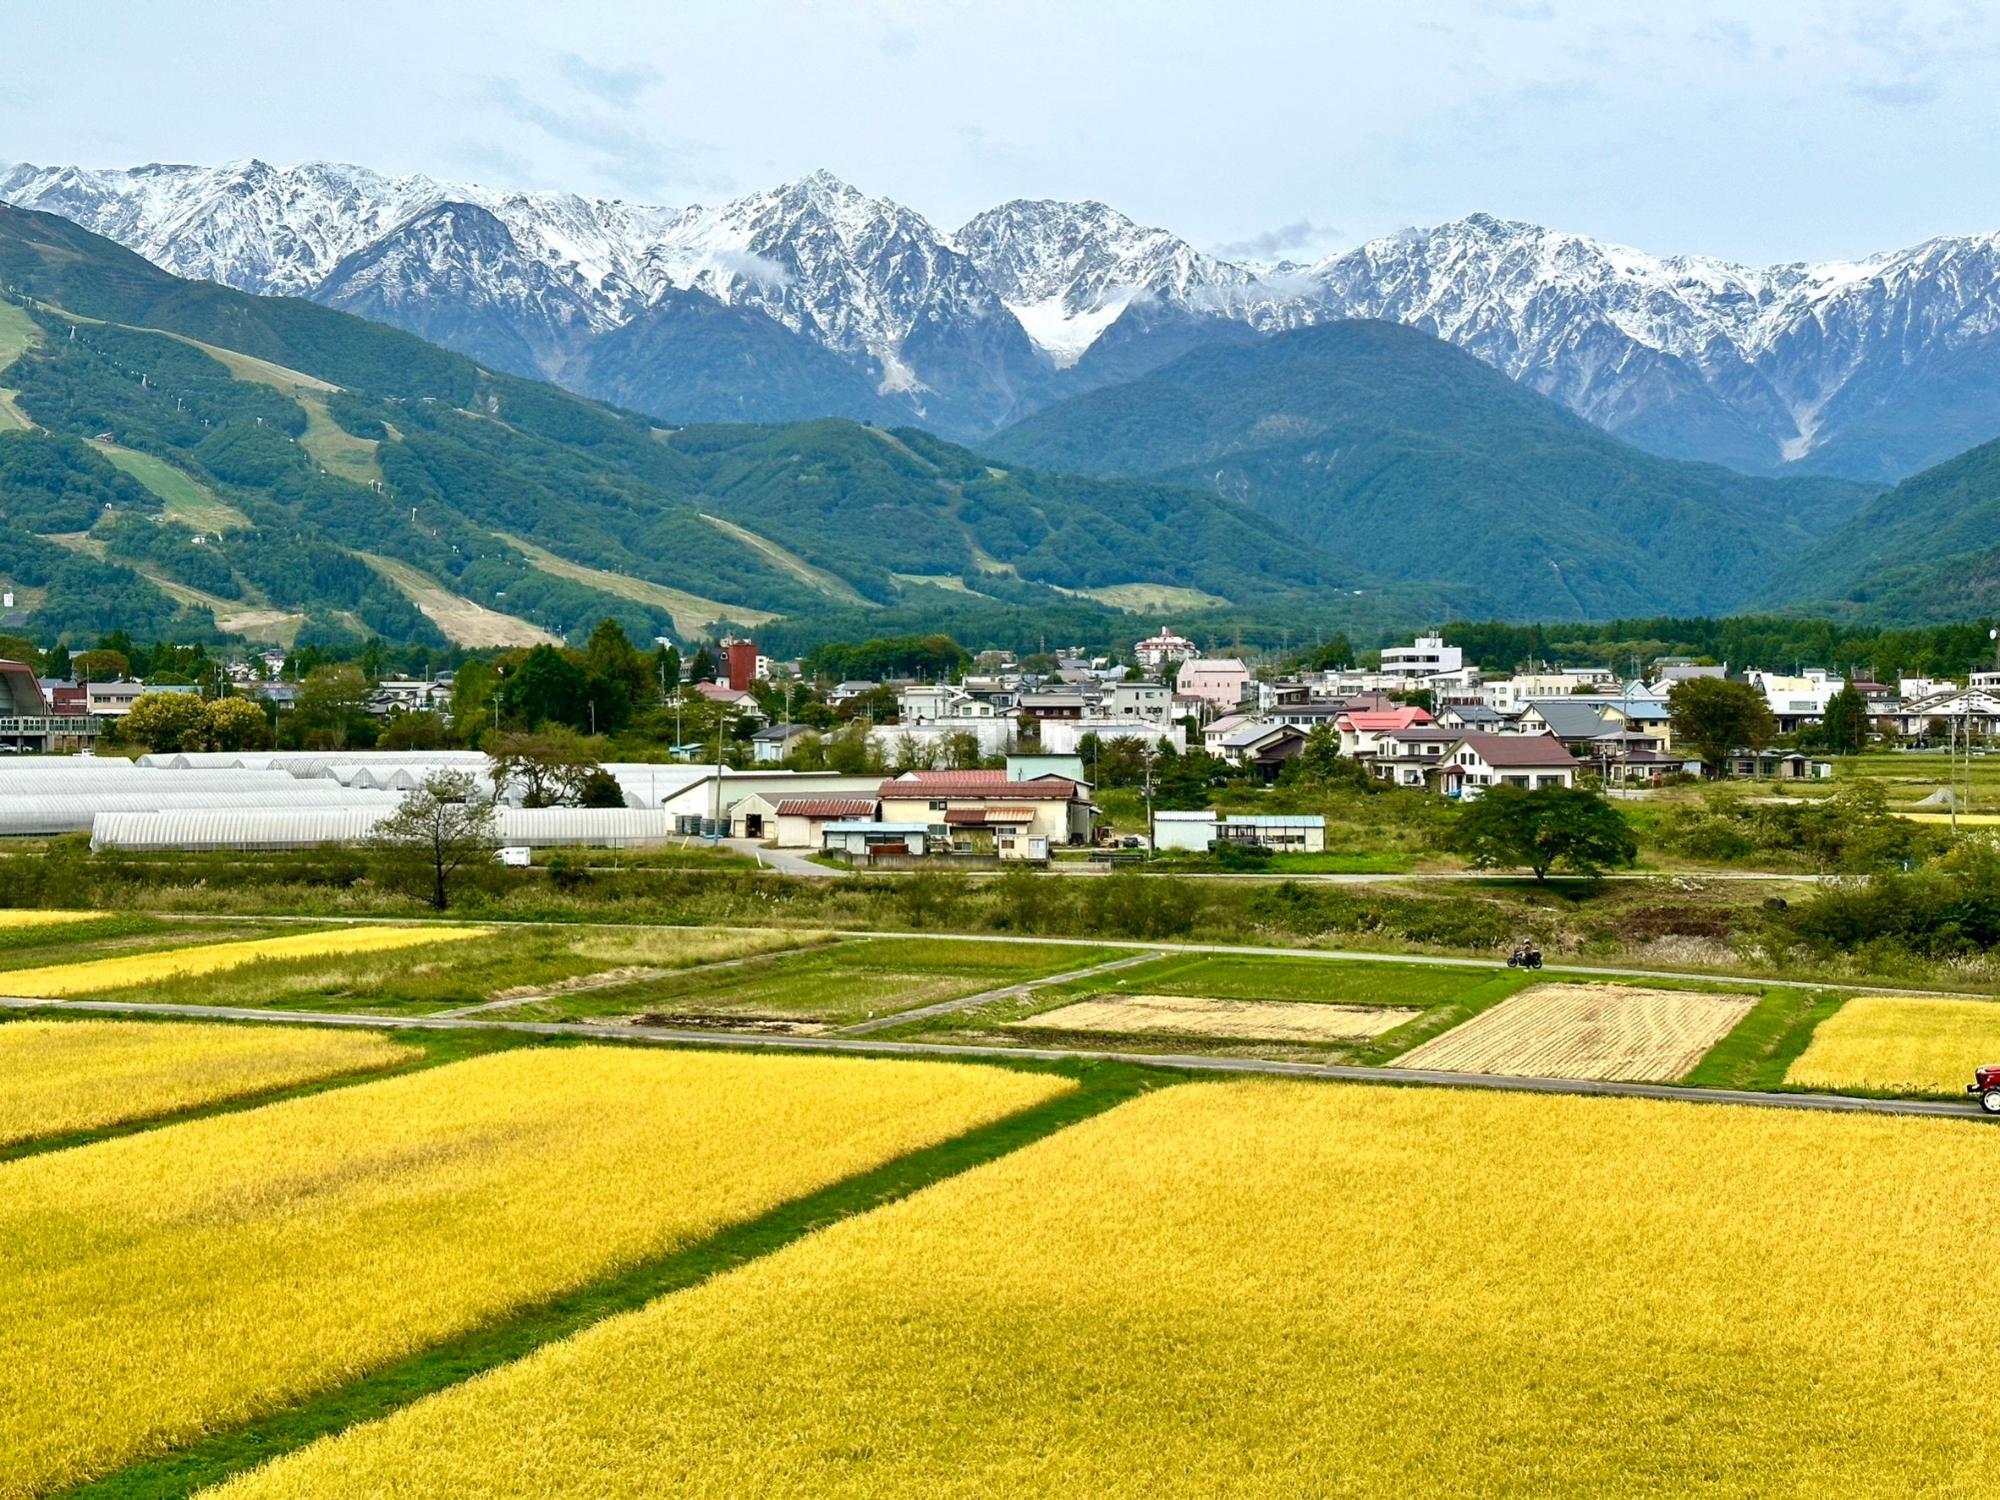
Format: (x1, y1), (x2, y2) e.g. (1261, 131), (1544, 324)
(724, 639), (759, 692)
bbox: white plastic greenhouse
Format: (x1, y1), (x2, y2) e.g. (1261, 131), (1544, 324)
(91, 807), (397, 851)
(0, 788), (400, 836)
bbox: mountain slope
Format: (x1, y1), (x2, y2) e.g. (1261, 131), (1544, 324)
(1762, 437), (2000, 622)
(989, 320), (1878, 619)
(0, 202), (1339, 644)
(8, 160), (1999, 476)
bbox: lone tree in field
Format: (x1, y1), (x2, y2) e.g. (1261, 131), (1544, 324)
(1668, 677), (1778, 776)
(367, 771), (499, 910)
(1447, 785), (1638, 882)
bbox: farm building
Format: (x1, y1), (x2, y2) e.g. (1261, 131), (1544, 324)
(877, 770), (1093, 847)
(766, 796), (880, 848)
(1151, 811), (1327, 853)
(819, 821), (933, 859)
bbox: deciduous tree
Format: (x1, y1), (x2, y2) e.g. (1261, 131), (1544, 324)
(1668, 678), (1777, 775)
(1447, 785), (1638, 881)
(366, 771), (499, 910)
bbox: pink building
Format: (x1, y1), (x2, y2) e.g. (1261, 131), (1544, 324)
(1175, 658), (1250, 715)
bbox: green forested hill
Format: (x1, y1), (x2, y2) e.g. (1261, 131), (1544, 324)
(1761, 436), (2000, 622)
(990, 321), (1880, 619)
(0, 203), (1347, 648)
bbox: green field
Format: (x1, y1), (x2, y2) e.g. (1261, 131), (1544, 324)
(88, 441), (251, 530)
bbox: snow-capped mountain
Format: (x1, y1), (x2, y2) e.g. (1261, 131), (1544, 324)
(953, 199), (1307, 367)
(4, 158), (1997, 474)
(1307, 214), (2000, 478)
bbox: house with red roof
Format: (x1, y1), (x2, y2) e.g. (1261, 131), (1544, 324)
(876, 769), (1092, 857)
(1335, 706), (1435, 758)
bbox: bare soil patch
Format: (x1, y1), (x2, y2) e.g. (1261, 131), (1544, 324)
(1014, 993), (1420, 1044)
(1392, 983), (1756, 1082)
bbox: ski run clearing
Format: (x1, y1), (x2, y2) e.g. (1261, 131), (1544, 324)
(1391, 983), (1758, 1082)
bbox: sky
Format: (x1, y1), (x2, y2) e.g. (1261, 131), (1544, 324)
(2, 0), (1994, 266)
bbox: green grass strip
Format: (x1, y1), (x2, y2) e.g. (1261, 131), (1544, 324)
(0, 1014), (536, 1164)
(63, 1055), (1167, 1500)
(1681, 988), (1849, 1090)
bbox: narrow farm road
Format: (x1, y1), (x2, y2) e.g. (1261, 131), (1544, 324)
(3, 996), (1988, 1122)
(837, 951), (1163, 1036)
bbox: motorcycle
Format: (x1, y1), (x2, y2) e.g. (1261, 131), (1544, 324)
(1507, 947), (1543, 970)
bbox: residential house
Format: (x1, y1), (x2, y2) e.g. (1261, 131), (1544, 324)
(692, 682), (762, 720)
(895, 684), (966, 723)
(1105, 680), (1173, 722)
(748, 722), (818, 764)
(1436, 702), (1506, 733)
(367, 679), (451, 718)
(1175, 658), (1250, 715)
(1210, 720), (1309, 782)
(1431, 733), (1580, 799)
(1480, 671), (1615, 712)
(1747, 669), (1842, 733)
(1005, 754), (1087, 784)
(86, 680), (196, 718)
(877, 769), (1093, 849)
(1251, 679), (1313, 712)
(1724, 750), (1833, 781)
(1365, 725), (1462, 788)
(1900, 676), (1961, 701)
(825, 680), (879, 707)
(1336, 706), (1435, 758)
(1017, 690), (1093, 725)
(1200, 711), (1257, 754)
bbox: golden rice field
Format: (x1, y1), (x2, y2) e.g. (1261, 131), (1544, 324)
(1392, 982), (1756, 1081)
(0, 1019), (415, 1146)
(0, 1047), (1069, 1496)
(1786, 994), (2000, 1094)
(217, 1081), (2000, 1499)
(0, 910), (102, 930)
(0, 925), (487, 997)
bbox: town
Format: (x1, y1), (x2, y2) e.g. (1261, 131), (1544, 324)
(4, 620), (1996, 865)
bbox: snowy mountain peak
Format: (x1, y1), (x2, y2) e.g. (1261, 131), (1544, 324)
(4, 159), (1998, 472)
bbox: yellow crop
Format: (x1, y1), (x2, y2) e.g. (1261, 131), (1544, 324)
(0, 925), (487, 997)
(0, 910), (102, 929)
(1787, 994), (2000, 1094)
(0, 1019), (415, 1146)
(222, 1082), (2000, 1499)
(0, 1047), (1067, 1496)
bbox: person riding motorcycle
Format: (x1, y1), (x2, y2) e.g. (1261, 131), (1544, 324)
(1508, 939), (1543, 969)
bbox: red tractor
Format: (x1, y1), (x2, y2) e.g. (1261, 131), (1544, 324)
(1969, 1066), (2000, 1115)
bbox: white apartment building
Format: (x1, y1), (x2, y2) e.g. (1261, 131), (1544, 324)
(1133, 628), (1199, 672)
(1380, 633), (1463, 682)
(1480, 671), (1615, 712)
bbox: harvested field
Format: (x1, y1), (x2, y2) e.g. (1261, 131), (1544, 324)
(0, 910), (103, 931)
(216, 1082), (2000, 1498)
(1016, 993), (1419, 1043)
(1391, 982), (1756, 1081)
(1785, 995), (2000, 1095)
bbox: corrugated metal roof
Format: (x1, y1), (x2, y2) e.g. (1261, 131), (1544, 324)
(774, 798), (878, 818)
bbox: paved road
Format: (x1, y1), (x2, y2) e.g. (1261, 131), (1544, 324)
(721, 840), (850, 878)
(837, 950), (1161, 1036)
(3, 995), (1988, 1122)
